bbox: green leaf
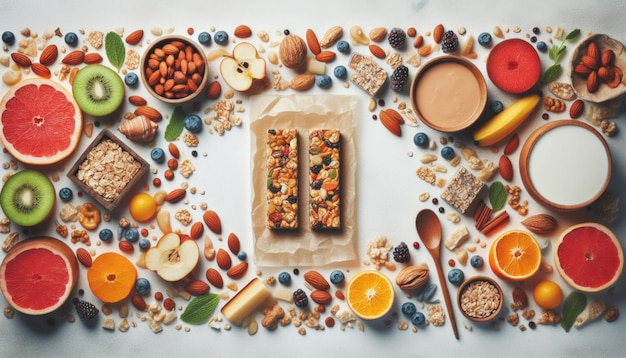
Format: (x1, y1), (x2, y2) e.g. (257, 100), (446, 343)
(164, 106), (186, 141)
(489, 181), (507, 212)
(180, 293), (220, 325)
(548, 44), (561, 62)
(104, 32), (125, 72)
(541, 64), (562, 84)
(565, 29), (581, 41)
(561, 291), (587, 332)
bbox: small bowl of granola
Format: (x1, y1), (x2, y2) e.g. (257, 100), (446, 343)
(457, 276), (503, 322)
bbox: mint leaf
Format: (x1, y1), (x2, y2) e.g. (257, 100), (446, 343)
(164, 106), (186, 141)
(489, 181), (507, 212)
(561, 291), (586, 332)
(565, 29), (581, 41)
(104, 32), (125, 72)
(548, 45), (561, 62)
(541, 64), (562, 84)
(180, 293), (220, 325)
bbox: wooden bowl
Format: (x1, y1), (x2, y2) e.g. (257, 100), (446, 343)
(457, 276), (503, 322)
(140, 35), (209, 104)
(410, 56), (487, 132)
(519, 120), (611, 211)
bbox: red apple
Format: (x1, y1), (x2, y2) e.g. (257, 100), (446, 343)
(486, 39), (541, 94)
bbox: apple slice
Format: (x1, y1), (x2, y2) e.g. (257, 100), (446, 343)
(486, 39), (541, 94)
(220, 42), (268, 92)
(145, 233), (199, 282)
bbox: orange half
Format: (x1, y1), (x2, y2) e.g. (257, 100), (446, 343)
(87, 252), (137, 303)
(346, 270), (394, 320)
(489, 230), (541, 281)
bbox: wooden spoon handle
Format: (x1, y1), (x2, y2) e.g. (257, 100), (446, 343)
(433, 258), (459, 340)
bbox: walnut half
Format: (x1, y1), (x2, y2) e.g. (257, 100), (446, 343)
(395, 263), (429, 291)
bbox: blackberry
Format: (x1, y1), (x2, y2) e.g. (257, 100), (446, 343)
(390, 65), (409, 92)
(393, 242), (411, 263)
(293, 288), (308, 307)
(441, 30), (459, 53)
(73, 298), (99, 321)
(387, 28), (406, 49)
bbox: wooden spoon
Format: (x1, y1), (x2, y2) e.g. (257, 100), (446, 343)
(416, 208), (459, 340)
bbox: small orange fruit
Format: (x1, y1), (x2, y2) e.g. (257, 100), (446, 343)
(87, 252), (137, 303)
(129, 192), (157, 222)
(533, 280), (563, 309)
(346, 270), (394, 320)
(488, 230), (541, 281)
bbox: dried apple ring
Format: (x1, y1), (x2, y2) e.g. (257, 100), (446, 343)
(78, 202), (101, 230)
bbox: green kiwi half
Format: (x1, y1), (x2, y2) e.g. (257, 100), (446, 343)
(0, 170), (55, 227)
(72, 64), (124, 117)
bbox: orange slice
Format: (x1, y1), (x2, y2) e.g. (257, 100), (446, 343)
(488, 230), (541, 281)
(346, 270), (394, 320)
(87, 252), (137, 303)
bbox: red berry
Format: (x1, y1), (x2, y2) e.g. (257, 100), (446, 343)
(448, 259), (456, 267)
(412, 241), (420, 249)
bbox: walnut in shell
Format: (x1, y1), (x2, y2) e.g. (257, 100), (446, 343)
(279, 34), (307, 71)
(395, 263), (429, 291)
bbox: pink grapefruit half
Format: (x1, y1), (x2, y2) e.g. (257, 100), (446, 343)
(486, 38), (541, 94)
(555, 222), (624, 292)
(0, 237), (79, 315)
(0, 78), (83, 165)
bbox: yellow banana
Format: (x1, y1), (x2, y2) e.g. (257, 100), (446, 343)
(473, 93), (541, 146)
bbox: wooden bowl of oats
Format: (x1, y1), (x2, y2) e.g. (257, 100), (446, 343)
(457, 276), (503, 322)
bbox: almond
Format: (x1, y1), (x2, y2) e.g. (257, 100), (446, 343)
(304, 270), (330, 291)
(227, 232), (240, 254)
(189, 221), (204, 240)
(581, 55), (598, 70)
(168, 143), (180, 158)
(233, 24), (252, 39)
(31, 63), (51, 79)
(203, 210), (222, 234)
(368, 44), (386, 59)
(503, 133), (520, 155)
(418, 43), (434, 57)
(413, 35), (424, 49)
(378, 109), (402, 136)
(597, 66), (611, 82)
(128, 95), (148, 106)
(433, 24), (445, 43)
(310, 290), (332, 305)
(131, 294), (147, 311)
(305, 29), (321, 55)
(574, 63), (593, 76)
(587, 70), (599, 93)
(569, 99), (585, 119)
(119, 240), (134, 254)
(498, 155), (514, 181)
(216, 248), (232, 270)
(586, 41), (599, 61)
(75, 247), (92, 267)
(607, 66), (622, 88)
(185, 280), (210, 295)
(206, 81), (222, 99)
(83, 53), (103, 64)
(601, 49), (615, 67)
(335, 290), (345, 300)
(521, 214), (558, 235)
(134, 106), (163, 121)
(205, 268), (224, 288)
(39, 44), (58, 66)
(125, 29), (144, 45)
(62, 50), (85, 65)
(226, 262), (248, 280)
(315, 50), (336, 63)
(10, 52), (32, 67)
(163, 298), (176, 311)
(164, 188), (186, 203)
(368, 27), (388, 42)
(289, 73), (315, 91)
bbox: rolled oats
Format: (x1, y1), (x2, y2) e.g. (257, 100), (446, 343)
(460, 280), (501, 319)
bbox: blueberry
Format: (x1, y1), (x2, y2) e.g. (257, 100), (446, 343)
(198, 31), (211, 45)
(134, 278), (151, 295)
(183, 114), (203, 133)
(2, 31), (15, 45)
(470, 255), (484, 268)
(58, 187), (73, 202)
(336, 40), (350, 54)
(490, 100), (504, 114)
(329, 270), (345, 285)
(138, 238), (151, 251)
(536, 41), (548, 52)
(278, 272), (291, 285)
(124, 227), (139, 242)
(411, 311), (426, 326)
(124, 72), (139, 87)
(477, 32), (492, 47)
(237, 251), (247, 261)
(64, 32), (78, 46)
(441, 146), (455, 160)
(99, 228), (113, 242)
(401, 302), (417, 317)
(214, 31), (228, 45)
(150, 147), (166, 163)
(316, 75), (332, 89)
(413, 132), (429, 148)
(333, 65), (347, 79)
(447, 268), (465, 286)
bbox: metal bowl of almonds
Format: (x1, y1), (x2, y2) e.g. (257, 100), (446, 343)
(457, 276), (503, 322)
(569, 33), (626, 103)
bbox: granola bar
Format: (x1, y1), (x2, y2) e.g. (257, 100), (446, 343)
(266, 129), (298, 229)
(349, 53), (387, 96)
(309, 129), (340, 229)
(441, 167), (485, 214)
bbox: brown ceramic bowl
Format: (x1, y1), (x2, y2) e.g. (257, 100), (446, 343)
(457, 276), (503, 322)
(519, 120), (611, 211)
(140, 35), (209, 104)
(410, 56), (487, 132)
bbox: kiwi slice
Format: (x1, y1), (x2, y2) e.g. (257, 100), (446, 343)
(0, 170), (55, 227)
(72, 64), (124, 117)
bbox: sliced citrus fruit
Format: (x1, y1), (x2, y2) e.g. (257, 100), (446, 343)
(0, 237), (78, 315)
(87, 252), (137, 303)
(488, 230), (541, 281)
(533, 280), (563, 309)
(555, 222), (624, 292)
(0, 78), (82, 165)
(346, 270), (395, 320)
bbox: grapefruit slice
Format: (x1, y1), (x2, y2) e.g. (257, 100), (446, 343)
(346, 270), (395, 320)
(555, 222), (624, 292)
(0, 78), (82, 165)
(0, 237), (79, 315)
